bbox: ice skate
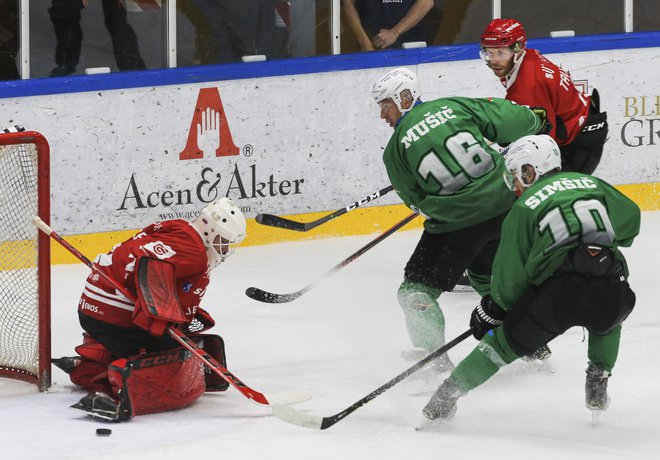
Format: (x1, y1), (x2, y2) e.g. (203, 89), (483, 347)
(71, 391), (131, 422)
(401, 348), (455, 395)
(52, 356), (81, 374)
(585, 362), (611, 411)
(422, 376), (462, 421)
(451, 272), (474, 293)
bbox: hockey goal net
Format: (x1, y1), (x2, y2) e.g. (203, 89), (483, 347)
(0, 130), (51, 391)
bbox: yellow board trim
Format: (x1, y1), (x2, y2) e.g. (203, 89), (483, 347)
(30, 181), (660, 265)
(49, 204), (424, 265)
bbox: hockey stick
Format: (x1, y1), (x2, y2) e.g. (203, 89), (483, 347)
(256, 185), (395, 232)
(272, 329), (472, 429)
(246, 211), (417, 303)
(33, 217), (310, 407)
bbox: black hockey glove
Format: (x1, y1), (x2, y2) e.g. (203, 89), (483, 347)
(530, 106), (553, 135)
(470, 295), (507, 340)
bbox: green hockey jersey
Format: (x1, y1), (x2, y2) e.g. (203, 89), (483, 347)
(491, 172), (641, 309)
(383, 97), (544, 233)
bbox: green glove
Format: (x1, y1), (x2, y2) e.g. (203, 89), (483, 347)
(530, 106), (552, 135)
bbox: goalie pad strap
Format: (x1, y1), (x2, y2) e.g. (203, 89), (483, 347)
(70, 333), (114, 394)
(108, 347), (205, 417)
(75, 333), (113, 363)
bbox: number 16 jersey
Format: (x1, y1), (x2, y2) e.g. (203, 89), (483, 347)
(383, 97), (543, 233)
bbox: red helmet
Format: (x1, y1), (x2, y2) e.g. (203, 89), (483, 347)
(481, 19), (527, 52)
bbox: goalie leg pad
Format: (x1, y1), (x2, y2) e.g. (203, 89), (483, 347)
(197, 334), (229, 392)
(70, 333), (113, 394)
(107, 347), (206, 417)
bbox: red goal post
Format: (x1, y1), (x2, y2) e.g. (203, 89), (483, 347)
(0, 130), (51, 391)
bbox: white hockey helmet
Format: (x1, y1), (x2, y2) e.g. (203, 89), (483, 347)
(372, 67), (421, 114)
(503, 134), (561, 192)
(192, 197), (246, 268)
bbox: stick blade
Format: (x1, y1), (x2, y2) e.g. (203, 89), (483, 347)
(272, 404), (324, 429)
(256, 214), (307, 232)
(245, 287), (301, 303)
(266, 389), (313, 406)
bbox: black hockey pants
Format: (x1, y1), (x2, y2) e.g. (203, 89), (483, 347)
(501, 269), (635, 358)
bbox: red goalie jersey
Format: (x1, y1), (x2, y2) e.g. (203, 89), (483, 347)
(502, 48), (591, 146)
(78, 220), (210, 328)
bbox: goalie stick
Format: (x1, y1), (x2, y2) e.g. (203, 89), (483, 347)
(256, 185), (395, 232)
(33, 216), (310, 407)
(272, 329), (472, 429)
(246, 211), (417, 303)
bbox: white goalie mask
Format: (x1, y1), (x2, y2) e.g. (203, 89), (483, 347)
(503, 134), (562, 193)
(372, 67), (421, 114)
(192, 198), (247, 269)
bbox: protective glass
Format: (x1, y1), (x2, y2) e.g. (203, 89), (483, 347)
(480, 46), (516, 62)
(503, 169), (517, 191)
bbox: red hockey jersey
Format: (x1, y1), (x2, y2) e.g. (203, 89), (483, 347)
(78, 220), (210, 328)
(501, 48), (591, 146)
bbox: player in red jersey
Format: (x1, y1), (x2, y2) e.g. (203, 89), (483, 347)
(480, 18), (608, 174)
(63, 198), (247, 422)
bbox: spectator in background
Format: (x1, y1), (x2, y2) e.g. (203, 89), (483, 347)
(48, 0), (146, 76)
(101, 0), (146, 71)
(186, 0), (288, 64)
(342, 0), (433, 51)
(0, 0), (19, 80)
(49, 0), (86, 76)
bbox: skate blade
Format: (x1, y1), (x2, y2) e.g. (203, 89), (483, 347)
(591, 409), (603, 428)
(415, 417), (448, 432)
(70, 402), (119, 422)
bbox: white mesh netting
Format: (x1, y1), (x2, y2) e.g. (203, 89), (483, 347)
(0, 139), (40, 379)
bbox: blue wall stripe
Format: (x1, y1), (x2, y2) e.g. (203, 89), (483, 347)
(1, 31), (658, 100)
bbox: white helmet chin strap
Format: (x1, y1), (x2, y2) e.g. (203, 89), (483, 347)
(504, 49), (526, 80)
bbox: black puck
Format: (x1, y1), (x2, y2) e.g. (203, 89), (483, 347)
(96, 428), (112, 436)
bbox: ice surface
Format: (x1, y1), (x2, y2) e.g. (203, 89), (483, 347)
(2, 212), (660, 460)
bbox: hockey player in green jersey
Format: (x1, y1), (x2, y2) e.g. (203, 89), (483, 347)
(372, 67), (547, 372)
(422, 134), (639, 422)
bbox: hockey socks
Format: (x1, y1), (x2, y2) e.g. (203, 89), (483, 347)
(398, 281), (446, 351)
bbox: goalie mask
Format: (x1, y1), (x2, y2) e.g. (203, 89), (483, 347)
(503, 134), (561, 195)
(192, 198), (246, 268)
(372, 67), (421, 115)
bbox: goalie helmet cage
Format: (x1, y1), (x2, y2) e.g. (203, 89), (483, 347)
(0, 131), (51, 391)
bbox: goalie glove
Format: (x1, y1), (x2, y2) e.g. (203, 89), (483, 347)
(470, 295), (507, 340)
(530, 106), (552, 135)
